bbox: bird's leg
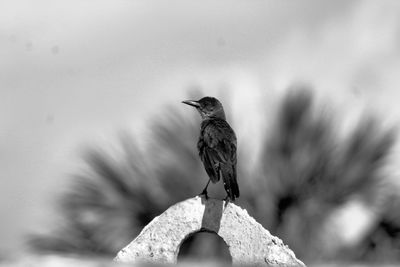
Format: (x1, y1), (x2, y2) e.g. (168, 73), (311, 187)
(223, 194), (231, 202)
(199, 179), (211, 199)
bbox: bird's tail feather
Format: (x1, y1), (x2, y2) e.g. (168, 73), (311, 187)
(221, 167), (240, 201)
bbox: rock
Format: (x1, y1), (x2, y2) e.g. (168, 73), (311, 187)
(114, 196), (305, 266)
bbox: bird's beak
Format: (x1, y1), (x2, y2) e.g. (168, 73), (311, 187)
(182, 100), (200, 108)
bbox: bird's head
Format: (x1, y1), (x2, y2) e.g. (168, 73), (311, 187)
(182, 96), (226, 120)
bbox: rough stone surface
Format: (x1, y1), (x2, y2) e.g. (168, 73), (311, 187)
(114, 196), (306, 266)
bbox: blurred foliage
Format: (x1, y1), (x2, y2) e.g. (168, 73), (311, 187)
(29, 105), (231, 260)
(351, 192), (400, 262)
(251, 89), (397, 261)
(29, 88), (400, 263)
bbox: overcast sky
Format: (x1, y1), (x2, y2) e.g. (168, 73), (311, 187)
(1, 0), (400, 255)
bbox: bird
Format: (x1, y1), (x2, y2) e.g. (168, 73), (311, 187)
(182, 96), (240, 201)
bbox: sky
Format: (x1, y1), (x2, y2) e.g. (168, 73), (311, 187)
(1, 0), (400, 256)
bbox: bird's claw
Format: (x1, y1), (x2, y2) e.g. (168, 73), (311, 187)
(199, 190), (209, 200)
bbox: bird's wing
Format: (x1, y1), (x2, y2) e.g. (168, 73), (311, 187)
(198, 119), (237, 183)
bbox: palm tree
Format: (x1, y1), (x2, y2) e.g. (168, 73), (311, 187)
(29, 101), (233, 258)
(252, 88), (396, 260)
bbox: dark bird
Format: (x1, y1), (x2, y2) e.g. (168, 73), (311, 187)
(182, 96), (240, 201)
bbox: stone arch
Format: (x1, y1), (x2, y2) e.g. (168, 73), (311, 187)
(114, 196), (305, 266)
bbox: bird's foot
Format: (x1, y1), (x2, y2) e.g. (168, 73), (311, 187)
(199, 190), (209, 200)
(223, 195), (233, 203)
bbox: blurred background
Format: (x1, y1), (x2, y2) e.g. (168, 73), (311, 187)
(2, 0), (400, 265)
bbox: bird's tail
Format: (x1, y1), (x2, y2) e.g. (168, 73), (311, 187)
(221, 165), (240, 201)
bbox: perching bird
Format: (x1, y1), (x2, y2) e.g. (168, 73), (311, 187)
(182, 96), (240, 201)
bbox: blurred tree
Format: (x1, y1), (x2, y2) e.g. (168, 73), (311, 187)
(29, 105), (234, 259)
(29, 88), (398, 263)
(349, 190), (400, 262)
(252, 88), (396, 261)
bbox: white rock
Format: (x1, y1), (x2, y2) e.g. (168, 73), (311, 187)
(114, 196), (305, 266)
